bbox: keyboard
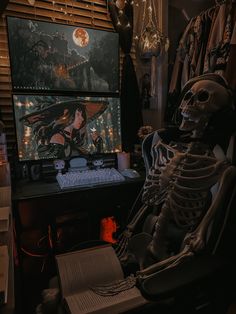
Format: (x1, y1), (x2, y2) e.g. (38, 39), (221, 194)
(56, 167), (126, 189)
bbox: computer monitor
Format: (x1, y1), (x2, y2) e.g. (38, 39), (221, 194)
(7, 16), (119, 94)
(12, 94), (122, 161)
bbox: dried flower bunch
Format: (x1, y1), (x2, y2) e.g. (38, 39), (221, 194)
(137, 125), (153, 140)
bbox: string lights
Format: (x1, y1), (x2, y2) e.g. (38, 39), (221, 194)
(114, 0), (132, 29)
(114, 0), (169, 57)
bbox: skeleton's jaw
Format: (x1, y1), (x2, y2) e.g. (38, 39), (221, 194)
(179, 112), (209, 139)
(179, 112), (200, 131)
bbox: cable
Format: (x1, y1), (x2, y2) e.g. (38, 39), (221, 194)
(125, 185), (144, 223)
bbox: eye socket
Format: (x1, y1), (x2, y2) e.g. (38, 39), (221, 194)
(197, 90), (209, 102)
(183, 91), (193, 101)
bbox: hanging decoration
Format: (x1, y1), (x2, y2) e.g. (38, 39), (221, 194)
(137, 0), (169, 59)
(133, 0), (169, 98)
(115, 0), (125, 10)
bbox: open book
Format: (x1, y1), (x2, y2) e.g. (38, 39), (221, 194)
(56, 244), (147, 314)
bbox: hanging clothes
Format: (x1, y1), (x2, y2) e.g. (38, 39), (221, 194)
(167, 0), (236, 124)
(169, 6), (218, 96)
(203, 2), (235, 75)
(225, 18), (236, 89)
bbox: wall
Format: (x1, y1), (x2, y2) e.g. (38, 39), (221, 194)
(0, 0), (114, 160)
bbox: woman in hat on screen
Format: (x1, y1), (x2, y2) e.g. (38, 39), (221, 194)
(20, 98), (107, 159)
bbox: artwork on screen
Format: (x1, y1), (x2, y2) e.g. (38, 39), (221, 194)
(7, 16), (119, 93)
(13, 95), (122, 161)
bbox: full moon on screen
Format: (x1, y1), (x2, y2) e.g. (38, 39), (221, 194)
(72, 28), (89, 47)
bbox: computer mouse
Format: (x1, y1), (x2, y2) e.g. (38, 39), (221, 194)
(120, 168), (140, 178)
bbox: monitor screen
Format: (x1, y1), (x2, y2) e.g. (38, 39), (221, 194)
(7, 16), (119, 93)
(13, 95), (122, 161)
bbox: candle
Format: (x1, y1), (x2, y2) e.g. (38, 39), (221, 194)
(117, 152), (130, 171)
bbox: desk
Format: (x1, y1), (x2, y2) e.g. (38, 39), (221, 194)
(12, 176), (144, 313)
(13, 175), (144, 226)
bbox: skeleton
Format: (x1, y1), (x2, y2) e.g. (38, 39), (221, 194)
(179, 79), (232, 138)
(93, 74), (235, 295)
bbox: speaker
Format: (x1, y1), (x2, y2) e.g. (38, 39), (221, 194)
(29, 163), (42, 181)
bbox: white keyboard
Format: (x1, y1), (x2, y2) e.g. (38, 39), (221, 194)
(56, 167), (126, 189)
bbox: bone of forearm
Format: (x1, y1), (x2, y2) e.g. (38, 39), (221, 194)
(127, 204), (149, 231)
(137, 246), (192, 279)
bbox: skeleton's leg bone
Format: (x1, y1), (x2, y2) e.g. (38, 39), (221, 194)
(137, 246), (192, 279)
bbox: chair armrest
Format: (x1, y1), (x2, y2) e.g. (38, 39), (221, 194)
(138, 255), (231, 301)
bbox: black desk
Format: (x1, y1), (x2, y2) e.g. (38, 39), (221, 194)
(13, 176), (145, 256)
(13, 175), (144, 201)
(12, 176), (145, 314)
(13, 176), (144, 226)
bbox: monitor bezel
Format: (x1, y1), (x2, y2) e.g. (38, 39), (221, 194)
(11, 93), (123, 163)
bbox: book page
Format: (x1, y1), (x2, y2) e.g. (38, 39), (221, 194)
(56, 245), (124, 297)
(65, 286), (147, 314)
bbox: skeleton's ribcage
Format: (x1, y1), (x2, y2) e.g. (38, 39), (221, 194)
(142, 166), (163, 206)
(142, 141), (227, 228)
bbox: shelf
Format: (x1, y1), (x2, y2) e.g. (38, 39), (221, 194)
(0, 162), (14, 314)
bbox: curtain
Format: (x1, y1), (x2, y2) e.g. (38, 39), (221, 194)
(108, 0), (143, 152)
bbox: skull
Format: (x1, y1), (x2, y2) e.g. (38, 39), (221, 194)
(179, 79), (232, 138)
